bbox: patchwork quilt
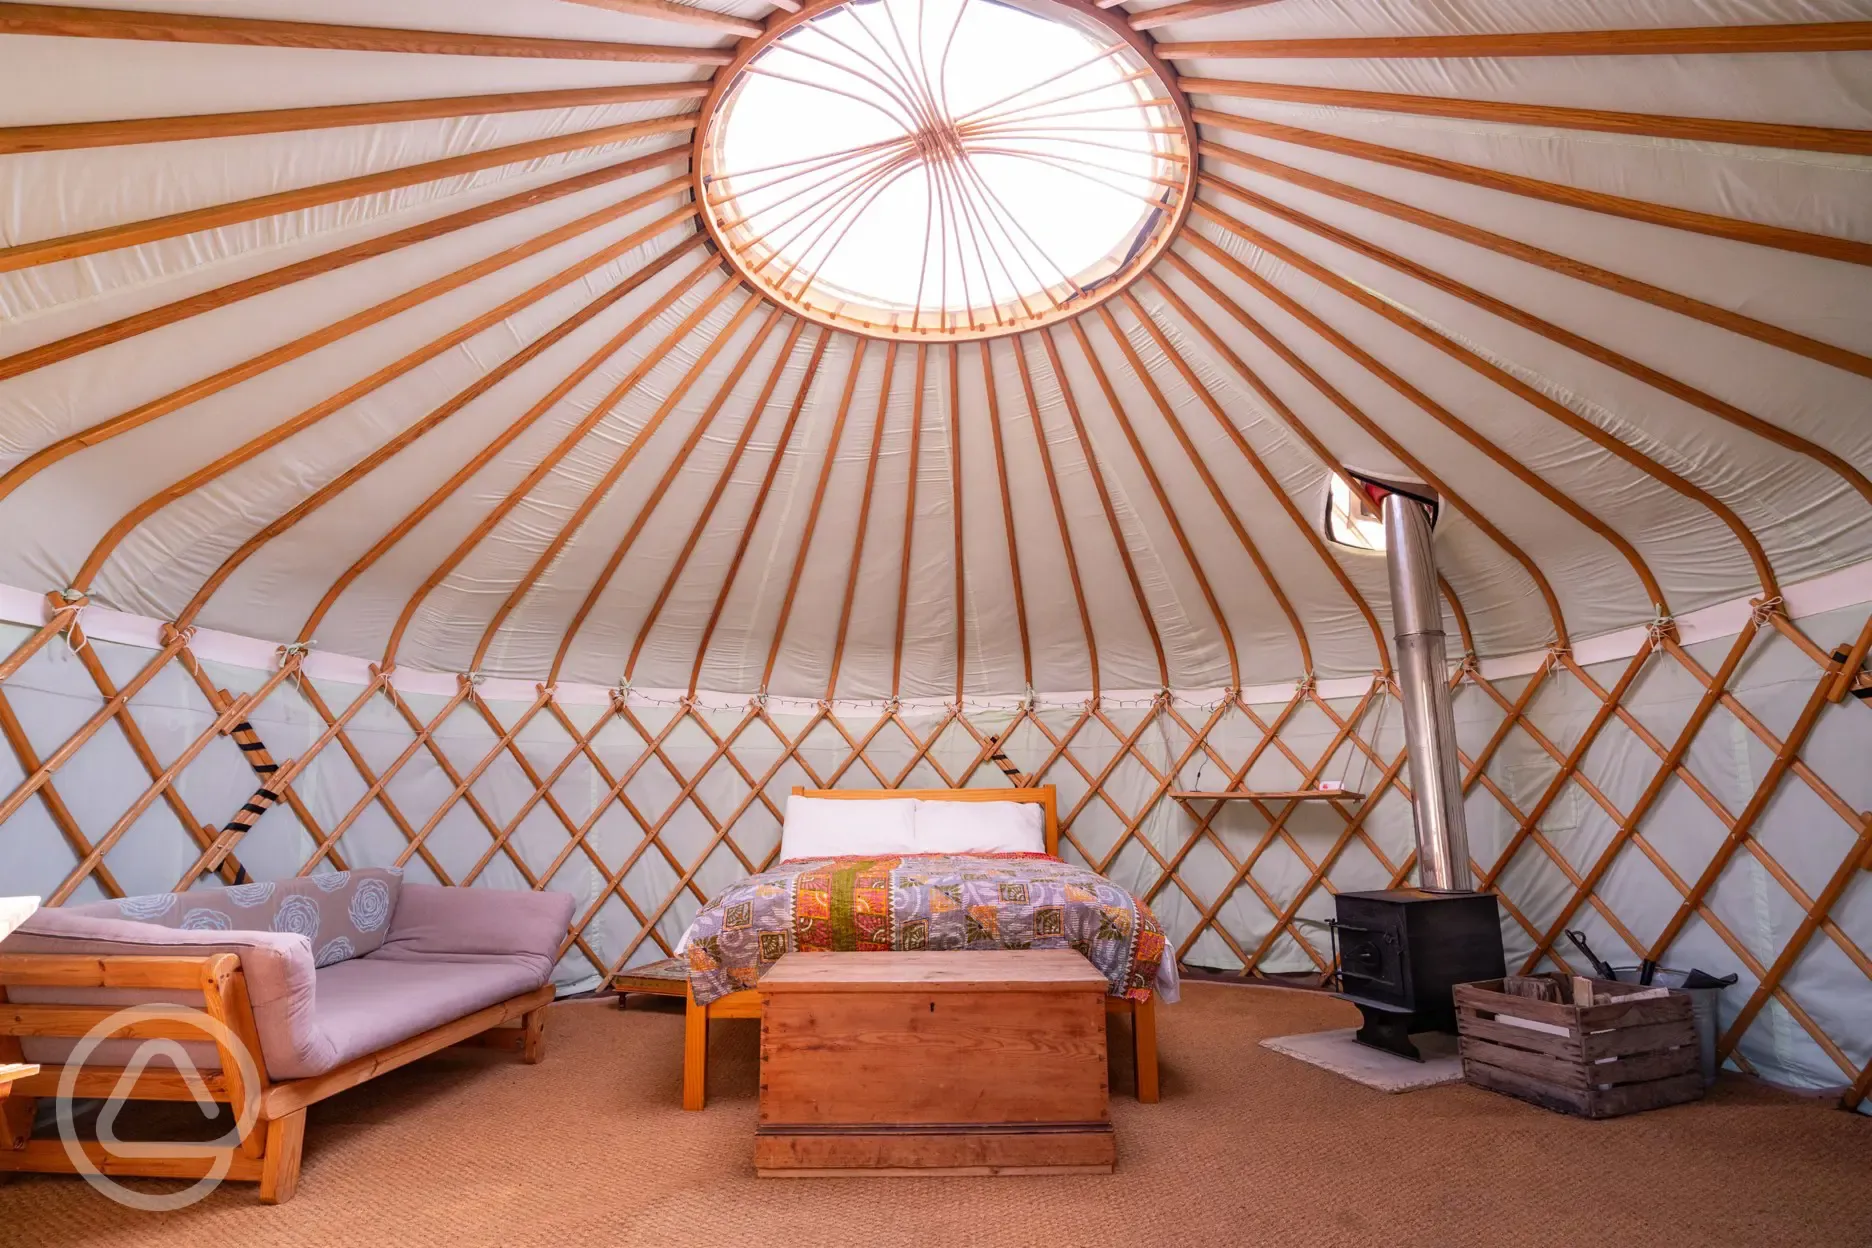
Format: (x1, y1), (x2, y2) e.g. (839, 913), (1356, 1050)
(682, 853), (1167, 1005)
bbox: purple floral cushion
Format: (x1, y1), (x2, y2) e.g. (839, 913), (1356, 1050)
(81, 868), (402, 969)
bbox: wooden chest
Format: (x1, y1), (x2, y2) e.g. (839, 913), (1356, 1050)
(756, 950), (1114, 1177)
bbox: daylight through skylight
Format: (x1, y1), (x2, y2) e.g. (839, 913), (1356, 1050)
(697, 0), (1192, 339)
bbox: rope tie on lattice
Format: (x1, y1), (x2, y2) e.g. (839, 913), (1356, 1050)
(461, 670), (486, 689)
(1750, 595), (1786, 628)
(51, 589), (91, 657)
(278, 640), (312, 688)
(1296, 672), (1317, 696)
(1644, 610), (1676, 650)
(1541, 644), (1572, 674)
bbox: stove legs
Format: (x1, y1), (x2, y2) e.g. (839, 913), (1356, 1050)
(1352, 1003), (1424, 1062)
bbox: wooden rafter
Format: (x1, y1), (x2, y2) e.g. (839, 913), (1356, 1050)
(1191, 111), (1872, 269)
(1157, 23), (1872, 60)
(1178, 77), (1872, 157)
(0, 82), (708, 155)
(0, 114), (696, 274)
(0, 3), (735, 62)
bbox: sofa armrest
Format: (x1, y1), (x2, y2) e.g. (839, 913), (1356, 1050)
(370, 886), (573, 987)
(1, 910), (336, 1081)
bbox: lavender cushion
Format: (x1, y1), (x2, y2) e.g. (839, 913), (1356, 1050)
(373, 884), (574, 986)
(312, 958), (545, 1062)
(73, 869), (403, 968)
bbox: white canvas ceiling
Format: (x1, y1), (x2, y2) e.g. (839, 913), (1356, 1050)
(0, 0), (1867, 701)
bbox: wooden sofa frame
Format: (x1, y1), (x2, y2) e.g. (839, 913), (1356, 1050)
(0, 952), (551, 1203)
(681, 786), (1160, 1110)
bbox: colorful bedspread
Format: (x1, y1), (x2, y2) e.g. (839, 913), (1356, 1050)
(681, 853), (1168, 1005)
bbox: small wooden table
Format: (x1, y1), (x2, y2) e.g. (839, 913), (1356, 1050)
(755, 950), (1115, 1177)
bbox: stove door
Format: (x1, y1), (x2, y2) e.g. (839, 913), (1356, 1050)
(1335, 921), (1410, 1009)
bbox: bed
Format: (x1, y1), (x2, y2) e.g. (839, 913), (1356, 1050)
(678, 786), (1173, 1109)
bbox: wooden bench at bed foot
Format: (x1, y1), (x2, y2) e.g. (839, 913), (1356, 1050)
(681, 965), (1159, 1112)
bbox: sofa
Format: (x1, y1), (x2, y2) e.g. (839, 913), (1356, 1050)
(0, 869), (573, 1203)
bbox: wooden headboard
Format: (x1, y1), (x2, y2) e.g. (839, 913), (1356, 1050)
(789, 787), (1059, 856)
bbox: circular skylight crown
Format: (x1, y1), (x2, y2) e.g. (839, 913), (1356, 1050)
(697, 0), (1192, 340)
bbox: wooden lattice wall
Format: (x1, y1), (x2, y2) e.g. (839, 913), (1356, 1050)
(0, 592), (1868, 1108)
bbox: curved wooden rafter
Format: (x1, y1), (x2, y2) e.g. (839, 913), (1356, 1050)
(687, 328), (834, 696)
(824, 343), (901, 700)
(1107, 293), (1311, 676)
(66, 197), (708, 597)
(0, 3), (737, 62)
(1195, 181), (1784, 598)
(0, 183), (698, 510)
(381, 277), (744, 670)
(0, 145), (695, 383)
(1164, 238), (1572, 647)
(463, 294), (768, 674)
(756, 337), (869, 694)
(1073, 311), (1243, 687)
(1157, 23), (1872, 60)
(0, 114), (696, 275)
(1178, 77), (1872, 158)
(544, 304), (790, 686)
(176, 230), (708, 632)
(889, 345), (928, 698)
(1005, 337), (1106, 693)
(298, 244), (715, 647)
(1134, 272), (1392, 671)
(979, 341), (1036, 690)
(1191, 111), (1872, 270)
(1195, 146), (1872, 382)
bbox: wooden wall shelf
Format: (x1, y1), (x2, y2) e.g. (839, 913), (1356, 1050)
(1171, 790), (1367, 803)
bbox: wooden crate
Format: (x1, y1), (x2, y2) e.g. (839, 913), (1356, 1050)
(756, 950), (1113, 1177)
(1455, 974), (1704, 1119)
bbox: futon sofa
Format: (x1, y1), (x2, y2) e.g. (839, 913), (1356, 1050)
(0, 869), (572, 1203)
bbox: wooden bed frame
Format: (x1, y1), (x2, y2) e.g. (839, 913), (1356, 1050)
(682, 786), (1159, 1110)
(0, 953), (551, 1203)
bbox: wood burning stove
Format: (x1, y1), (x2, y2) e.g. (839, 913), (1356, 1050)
(1332, 889), (1505, 1061)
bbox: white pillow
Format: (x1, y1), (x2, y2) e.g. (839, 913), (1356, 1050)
(913, 800), (1046, 855)
(779, 795), (920, 860)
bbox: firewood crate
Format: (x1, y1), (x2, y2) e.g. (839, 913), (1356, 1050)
(1454, 974), (1705, 1119)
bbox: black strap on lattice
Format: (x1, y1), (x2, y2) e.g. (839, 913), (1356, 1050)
(983, 734), (1025, 786)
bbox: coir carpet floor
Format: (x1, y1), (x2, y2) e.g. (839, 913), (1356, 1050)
(1, 983), (1866, 1248)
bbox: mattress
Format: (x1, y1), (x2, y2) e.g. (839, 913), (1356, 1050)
(678, 852), (1179, 1006)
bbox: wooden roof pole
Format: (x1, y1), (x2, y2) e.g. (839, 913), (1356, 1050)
(1178, 77), (1872, 157)
(1197, 143), (1872, 383)
(1128, 0), (1282, 33)
(559, 0), (761, 37)
(889, 345), (927, 699)
(1184, 222), (1667, 614)
(298, 243), (711, 645)
(176, 231), (704, 631)
(381, 277), (740, 669)
(490, 299), (781, 680)
(1068, 315), (1243, 688)
(980, 340), (1035, 690)
(67, 193), (702, 597)
(1198, 194), (1780, 599)
(946, 346), (967, 701)
(467, 295), (766, 674)
(1157, 23), (1872, 60)
(0, 82), (708, 155)
(0, 145), (693, 383)
(0, 114), (695, 274)
(1004, 338), (1107, 695)
(623, 318), (810, 684)
(824, 342), (900, 701)
(687, 329), (833, 697)
(1193, 111), (1871, 269)
(1167, 241), (1570, 648)
(1109, 293), (1311, 676)
(546, 305), (791, 683)
(0, 181), (695, 508)
(0, 3), (736, 62)
(757, 337), (868, 695)
(1136, 273), (1390, 670)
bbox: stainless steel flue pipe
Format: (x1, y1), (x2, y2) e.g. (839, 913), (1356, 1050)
(1382, 491), (1472, 892)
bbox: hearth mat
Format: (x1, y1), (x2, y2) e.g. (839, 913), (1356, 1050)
(1260, 1027), (1464, 1093)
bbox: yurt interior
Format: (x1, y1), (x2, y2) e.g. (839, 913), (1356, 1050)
(1, 0), (1870, 1243)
